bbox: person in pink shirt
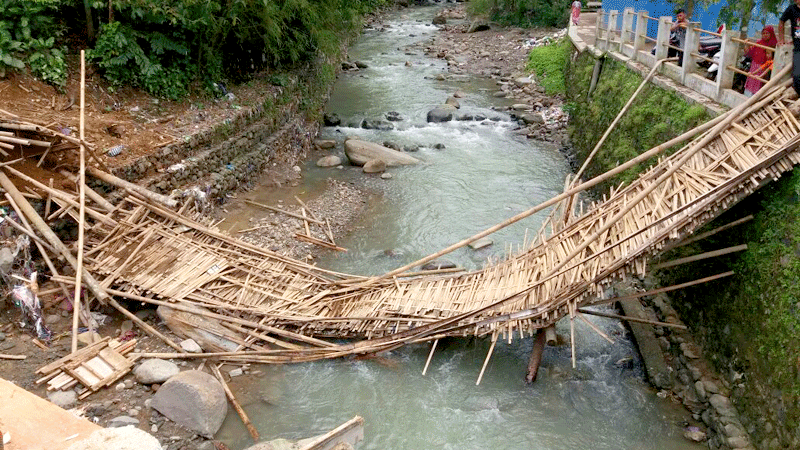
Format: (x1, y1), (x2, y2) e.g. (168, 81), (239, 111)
(571, 1), (582, 26)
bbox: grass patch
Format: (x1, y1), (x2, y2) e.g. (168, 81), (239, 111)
(526, 38), (569, 95)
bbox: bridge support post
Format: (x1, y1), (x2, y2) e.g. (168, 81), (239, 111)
(654, 16), (672, 62)
(525, 329), (546, 383)
(607, 10), (619, 50)
(595, 9), (605, 50)
(681, 22), (700, 85)
(715, 28), (742, 100)
(774, 44), (792, 82)
(620, 8), (635, 56)
(632, 10), (648, 62)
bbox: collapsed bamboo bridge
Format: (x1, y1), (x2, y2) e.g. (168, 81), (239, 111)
(3, 68), (800, 374)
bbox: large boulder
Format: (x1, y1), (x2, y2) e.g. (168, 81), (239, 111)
(362, 159), (387, 174)
(467, 19), (491, 33)
(157, 304), (240, 352)
(316, 155), (342, 167)
(426, 105), (456, 123)
(344, 139), (420, 167)
(133, 358), (180, 385)
(150, 370), (227, 438)
(67, 426), (162, 450)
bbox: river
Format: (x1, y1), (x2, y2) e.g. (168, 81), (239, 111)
(216, 4), (703, 450)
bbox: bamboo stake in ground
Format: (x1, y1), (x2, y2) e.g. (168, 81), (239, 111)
(0, 172), (109, 305)
(210, 364), (259, 441)
(72, 49), (87, 353)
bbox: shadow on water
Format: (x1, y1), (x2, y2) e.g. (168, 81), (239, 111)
(216, 5), (704, 450)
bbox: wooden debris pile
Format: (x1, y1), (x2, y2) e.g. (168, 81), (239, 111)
(36, 337), (138, 400)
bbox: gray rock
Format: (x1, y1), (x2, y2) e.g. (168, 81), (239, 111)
(385, 111), (403, 122)
(66, 426), (162, 450)
(0, 247), (14, 273)
(703, 379), (720, 394)
(229, 368), (244, 377)
(108, 415), (140, 428)
(492, 91), (508, 98)
(344, 139), (420, 167)
(726, 436), (750, 448)
(521, 113), (545, 124)
(445, 96), (460, 109)
(432, 14), (446, 25)
(467, 19), (490, 33)
(426, 105), (456, 123)
(314, 139), (336, 149)
(469, 237), (493, 250)
(361, 119), (393, 130)
(180, 338), (202, 353)
(323, 113), (341, 126)
(316, 155), (342, 167)
(243, 438), (297, 450)
(453, 90), (466, 98)
(45, 314), (61, 325)
(354, 60), (368, 69)
(680, 342), (701, 359)
(694, 380), (706, 401)
(421, 259), (457, 271)
(362, 159), (387, 174)
(150, 370), (227, 437)
(380, 173), (393, 179)
(684, 427), (707, 442)
(134, 359), (180, 384)
(511, 104), (530, 111)
(48, 390), (78, 409)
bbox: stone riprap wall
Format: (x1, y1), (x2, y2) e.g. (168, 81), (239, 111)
(97, 96), (317, 203)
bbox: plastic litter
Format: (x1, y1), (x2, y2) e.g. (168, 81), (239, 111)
(167, 163), (186, 173)
(106, 145), (126, 157)
(11, 273), (52, 342)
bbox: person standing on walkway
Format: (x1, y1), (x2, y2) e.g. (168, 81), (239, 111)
(670, 9), (688, 65)
(571, 0), (582, 26)
(744, 26), (777, 96)
(779, 0), (800, 96)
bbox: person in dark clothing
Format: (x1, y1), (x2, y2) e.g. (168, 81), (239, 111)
(779, 0), (800, 96)
(670, 9), (688, 65)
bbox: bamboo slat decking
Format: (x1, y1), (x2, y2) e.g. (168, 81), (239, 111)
(64, 79), (800, 362)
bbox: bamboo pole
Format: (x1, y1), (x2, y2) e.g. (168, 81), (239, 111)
(86, 166), (178, 208)
(651, 244), (747, 270)
(72, 49), (87, 353)
(589, 271), (734, 306)
(577, 308), (688, 329)
(476, 331), (497, 385)
(210, 364), (259, 441)
(421, 338), (438, 376)
(0, 172), (109, 304)
(244, 199), (324, 224)
(573, 57), (678, 182)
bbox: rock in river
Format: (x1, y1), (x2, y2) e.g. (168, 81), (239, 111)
(344, 139), (420, 167)
(151, 370), (227, 438)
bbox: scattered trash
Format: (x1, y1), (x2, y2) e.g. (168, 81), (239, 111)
(167, 163), (186, 173)
(106, 145), (126, 157)
(11, 274), (52, 342)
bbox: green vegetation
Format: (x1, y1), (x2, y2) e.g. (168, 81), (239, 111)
(656, 170), (800, 443)
(0, 0), (67, 87)
(564, 52), (711, 191)
(1, 0), (387, 98)
(467, 0), (567, 28)
(526, 38), (569, 95)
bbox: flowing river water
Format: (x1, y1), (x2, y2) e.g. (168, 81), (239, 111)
(217, 5), (703, 449)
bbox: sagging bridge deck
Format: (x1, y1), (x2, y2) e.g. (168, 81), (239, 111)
(7, 71), (800, 367)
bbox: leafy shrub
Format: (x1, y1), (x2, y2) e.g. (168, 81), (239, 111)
(0, 0), (67, 86)
(88, 22), (193, 100)
(468, 0), (567, 27)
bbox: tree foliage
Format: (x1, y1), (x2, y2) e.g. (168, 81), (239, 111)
(467, 0), (567, 27)
(0, 0), (388, 97)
